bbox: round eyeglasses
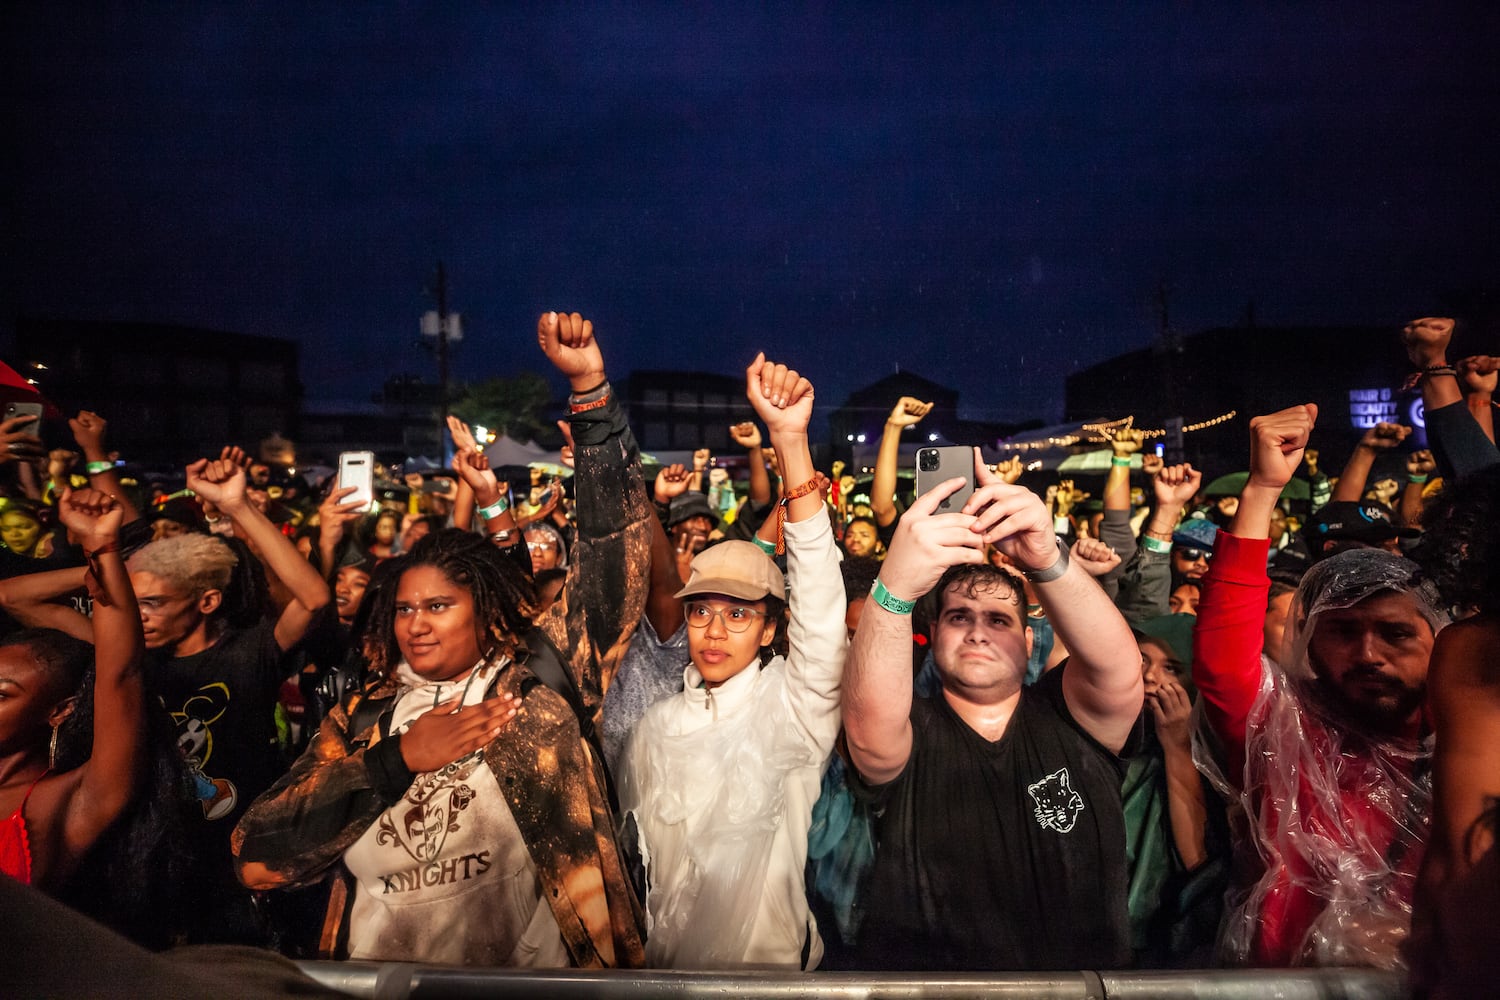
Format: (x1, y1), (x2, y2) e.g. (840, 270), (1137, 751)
(684, 602), (766, 633)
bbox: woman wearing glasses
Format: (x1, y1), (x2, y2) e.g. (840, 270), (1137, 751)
(617, 353), (846, 970)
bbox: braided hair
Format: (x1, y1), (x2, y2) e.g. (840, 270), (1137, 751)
(361, 528), (540, 677)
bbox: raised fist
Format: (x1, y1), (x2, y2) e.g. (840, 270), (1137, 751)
(1458, 355), (1500, 396)
(1054, 480), (1088, 517)
(1400, 316), (1455, 368)
(68, 410), (111, 458)
(745, 353), (814, 438)
(537, 311), (605, 393)
(886, 396), (933, 428)
(55, 487), (124, 551)
(993, 456), (1023, 485)
(1071, 536), (1120, 577)
(1359, 422), (1410, 451)
(729, 422), (762, 450)
(185, 447), (251, 512)
(1153, 463), (1202, 508)
(1103, 426), (1145, 456)
(1405, 449), (1437, 478)
(1247, 405), (1317, 493)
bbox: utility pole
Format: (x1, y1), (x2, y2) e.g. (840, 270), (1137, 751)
(421, 262), (462, 463)
(436, 261), (449, 459)
(1155, 279), (1186, 465)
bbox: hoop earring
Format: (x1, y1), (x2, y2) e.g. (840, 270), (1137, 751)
(49, 724), (59, 770)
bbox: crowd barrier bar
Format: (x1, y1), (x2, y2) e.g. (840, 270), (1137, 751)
(296, 963), (1403, 1000)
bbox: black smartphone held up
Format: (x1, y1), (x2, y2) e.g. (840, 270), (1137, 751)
(337, 451), (376, 510)
(3, 401), (43, 437)
(915, 445), (975, 512)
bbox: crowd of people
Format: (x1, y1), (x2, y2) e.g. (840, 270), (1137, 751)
(0, 312), (1496, 995)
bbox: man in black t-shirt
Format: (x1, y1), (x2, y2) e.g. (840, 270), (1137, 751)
(843, 452), (1144, 970)
(128, 450), (330, 943)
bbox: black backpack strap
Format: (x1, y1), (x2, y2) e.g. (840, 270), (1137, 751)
(519, 628), (619, 812)
(519, 629), (589, 733)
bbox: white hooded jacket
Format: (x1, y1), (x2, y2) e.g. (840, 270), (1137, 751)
(619, 514), (846, 969)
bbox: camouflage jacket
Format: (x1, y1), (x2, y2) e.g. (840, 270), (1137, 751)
(232, 387), (651, 967)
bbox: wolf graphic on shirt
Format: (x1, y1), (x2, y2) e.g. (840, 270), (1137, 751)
(1027, 767), (1085, 833)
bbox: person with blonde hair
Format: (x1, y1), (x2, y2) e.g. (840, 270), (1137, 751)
(130, 448), (332, 943)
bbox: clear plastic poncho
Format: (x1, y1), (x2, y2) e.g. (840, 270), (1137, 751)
(1195, 549), (1448, 970)
(618, 658), (817, 969)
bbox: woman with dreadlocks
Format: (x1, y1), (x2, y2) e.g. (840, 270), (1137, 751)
(0, 488), (145, 889)
(234, 312), (651, 967)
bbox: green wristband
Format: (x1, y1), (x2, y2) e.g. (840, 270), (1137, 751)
(1110, 456), (1132, 468)
(751, 534), (777, 556)
(1143, 535), (1172, 554)
(871, 578), (916, 615)
(85, 460), (114, 475)
(1407, 474), (1428, 485)
(477, 497), (510, 520)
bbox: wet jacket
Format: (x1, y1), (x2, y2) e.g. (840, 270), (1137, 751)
(232, 387), (652, 967)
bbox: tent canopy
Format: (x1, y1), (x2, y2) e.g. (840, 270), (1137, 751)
(484, 434), (553, 468)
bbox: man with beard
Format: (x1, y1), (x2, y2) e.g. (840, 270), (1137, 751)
(1193, 403), (1445, 970)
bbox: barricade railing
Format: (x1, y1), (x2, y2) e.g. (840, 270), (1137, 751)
(296, 962), (1403, 999)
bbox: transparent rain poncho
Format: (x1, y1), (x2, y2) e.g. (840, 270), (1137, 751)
(618, 658), (816, 969)
(1195, 549), (1448, 969)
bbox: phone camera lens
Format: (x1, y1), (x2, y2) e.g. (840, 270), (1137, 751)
(918, 450), (938, 472)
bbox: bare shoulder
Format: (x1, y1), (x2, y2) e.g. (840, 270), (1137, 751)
(1430, 615), (1500, 695)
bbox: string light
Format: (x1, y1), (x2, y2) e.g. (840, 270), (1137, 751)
(1179, 410), (1238, 433)
(993, 410), (1238, 452)
(1122, 410), (1238, 437)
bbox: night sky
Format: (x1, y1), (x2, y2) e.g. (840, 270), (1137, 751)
(4, 4), (1497, 426)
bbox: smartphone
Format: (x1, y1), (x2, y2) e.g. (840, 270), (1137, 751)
(3, 401), (43, 437)
(337, 451), (376, 510)
(915, 446), (975, 512)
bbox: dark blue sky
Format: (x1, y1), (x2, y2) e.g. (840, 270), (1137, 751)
(4, 4), (1497, 424)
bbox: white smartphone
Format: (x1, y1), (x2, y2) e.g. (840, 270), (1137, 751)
(337, 451), (376, 510)
(915, 446), (975, 512)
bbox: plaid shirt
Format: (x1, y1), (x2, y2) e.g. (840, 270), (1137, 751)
(232, 389), (651, 967)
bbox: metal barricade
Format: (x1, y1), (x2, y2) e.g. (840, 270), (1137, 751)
(297, 962), (1404, 999)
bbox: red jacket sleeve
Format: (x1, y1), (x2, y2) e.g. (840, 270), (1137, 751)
(1191, 531), (1271, 781)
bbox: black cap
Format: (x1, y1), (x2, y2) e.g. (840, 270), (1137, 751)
(1306, 501), (1418, 545)
(666, 493), (718, 528)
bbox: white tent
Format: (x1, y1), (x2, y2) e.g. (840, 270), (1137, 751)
(483, 434), (554, 469)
